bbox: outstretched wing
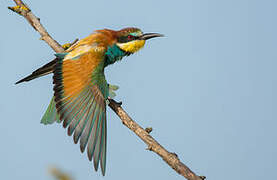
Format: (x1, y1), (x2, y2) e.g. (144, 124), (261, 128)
(15, 58), (57, 84)
(53, 44), (109, 175)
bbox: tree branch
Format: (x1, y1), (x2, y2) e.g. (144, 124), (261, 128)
(9, 0), (64, 53)
(108, 99), (205, 180)
(8, 1), (205, 180)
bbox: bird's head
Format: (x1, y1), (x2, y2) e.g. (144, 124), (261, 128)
(96, 27), (163, 66)
(114, 27), (163, 54)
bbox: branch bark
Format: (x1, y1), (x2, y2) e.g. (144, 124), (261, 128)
(8, 1), (205, 180)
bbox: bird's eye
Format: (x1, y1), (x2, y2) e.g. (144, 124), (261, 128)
(127, 35), (134, 40)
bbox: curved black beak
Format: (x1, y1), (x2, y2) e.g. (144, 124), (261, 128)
(140, 33), (164, 40)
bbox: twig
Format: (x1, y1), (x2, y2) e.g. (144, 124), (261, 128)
(9, 0), (64, 53)
(108, 99), (205, 180)
(49, 167), (73, 180)
(8, 1), (205, 180)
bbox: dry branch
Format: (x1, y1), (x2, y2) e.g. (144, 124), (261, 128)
(8, 1), (205, 180)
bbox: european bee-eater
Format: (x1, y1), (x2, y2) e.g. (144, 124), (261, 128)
(16, 27), (163, 175)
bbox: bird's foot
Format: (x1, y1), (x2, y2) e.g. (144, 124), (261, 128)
(62, 43), (72, 50)
(8, 4), (30, 16)
(62, 39), (79, 50)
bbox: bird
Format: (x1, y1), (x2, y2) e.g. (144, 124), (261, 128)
(16, 27), (163, 175)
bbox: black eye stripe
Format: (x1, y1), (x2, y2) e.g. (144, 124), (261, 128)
(127, 35), (134, 40)
(118, 35), (139, 43)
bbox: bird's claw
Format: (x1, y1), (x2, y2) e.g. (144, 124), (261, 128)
(8, 4), (30, 15)
(62, 39), (79, 50)
(62, 43), (72, 50)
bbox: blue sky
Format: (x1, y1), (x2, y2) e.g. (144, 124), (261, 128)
(1, 0), (276, 180)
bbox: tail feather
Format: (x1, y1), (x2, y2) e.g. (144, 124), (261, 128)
(15, 58), (57, 84)
(41, 96), (61, 125)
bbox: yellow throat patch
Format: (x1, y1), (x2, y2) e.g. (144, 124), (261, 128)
(117, 40), (146, 53)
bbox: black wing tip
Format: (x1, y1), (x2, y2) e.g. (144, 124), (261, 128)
(15, 74), (34, 84)
(15, 79), (24, 84)
(94, 162), (99, 171)
(93, 162), (106, 176)
(87, 150), (93, 161)
(73, 135), (79, 144)
(101, 168), (106, 176)
(80, 145), (86, 153)
(15, 58), (58, 85)
(15, 75), (33, 84)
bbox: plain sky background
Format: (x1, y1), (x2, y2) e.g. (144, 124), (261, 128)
(1, 0), (276, 179)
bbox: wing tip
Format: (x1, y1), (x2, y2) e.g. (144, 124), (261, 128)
(80, 145), (86, 153)
(15, 78), (26, 84)
(101, 167), (106, 176)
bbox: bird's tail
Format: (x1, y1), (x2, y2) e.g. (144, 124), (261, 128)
(41, 96), (61, 125)
(15, 58), (57, 84)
